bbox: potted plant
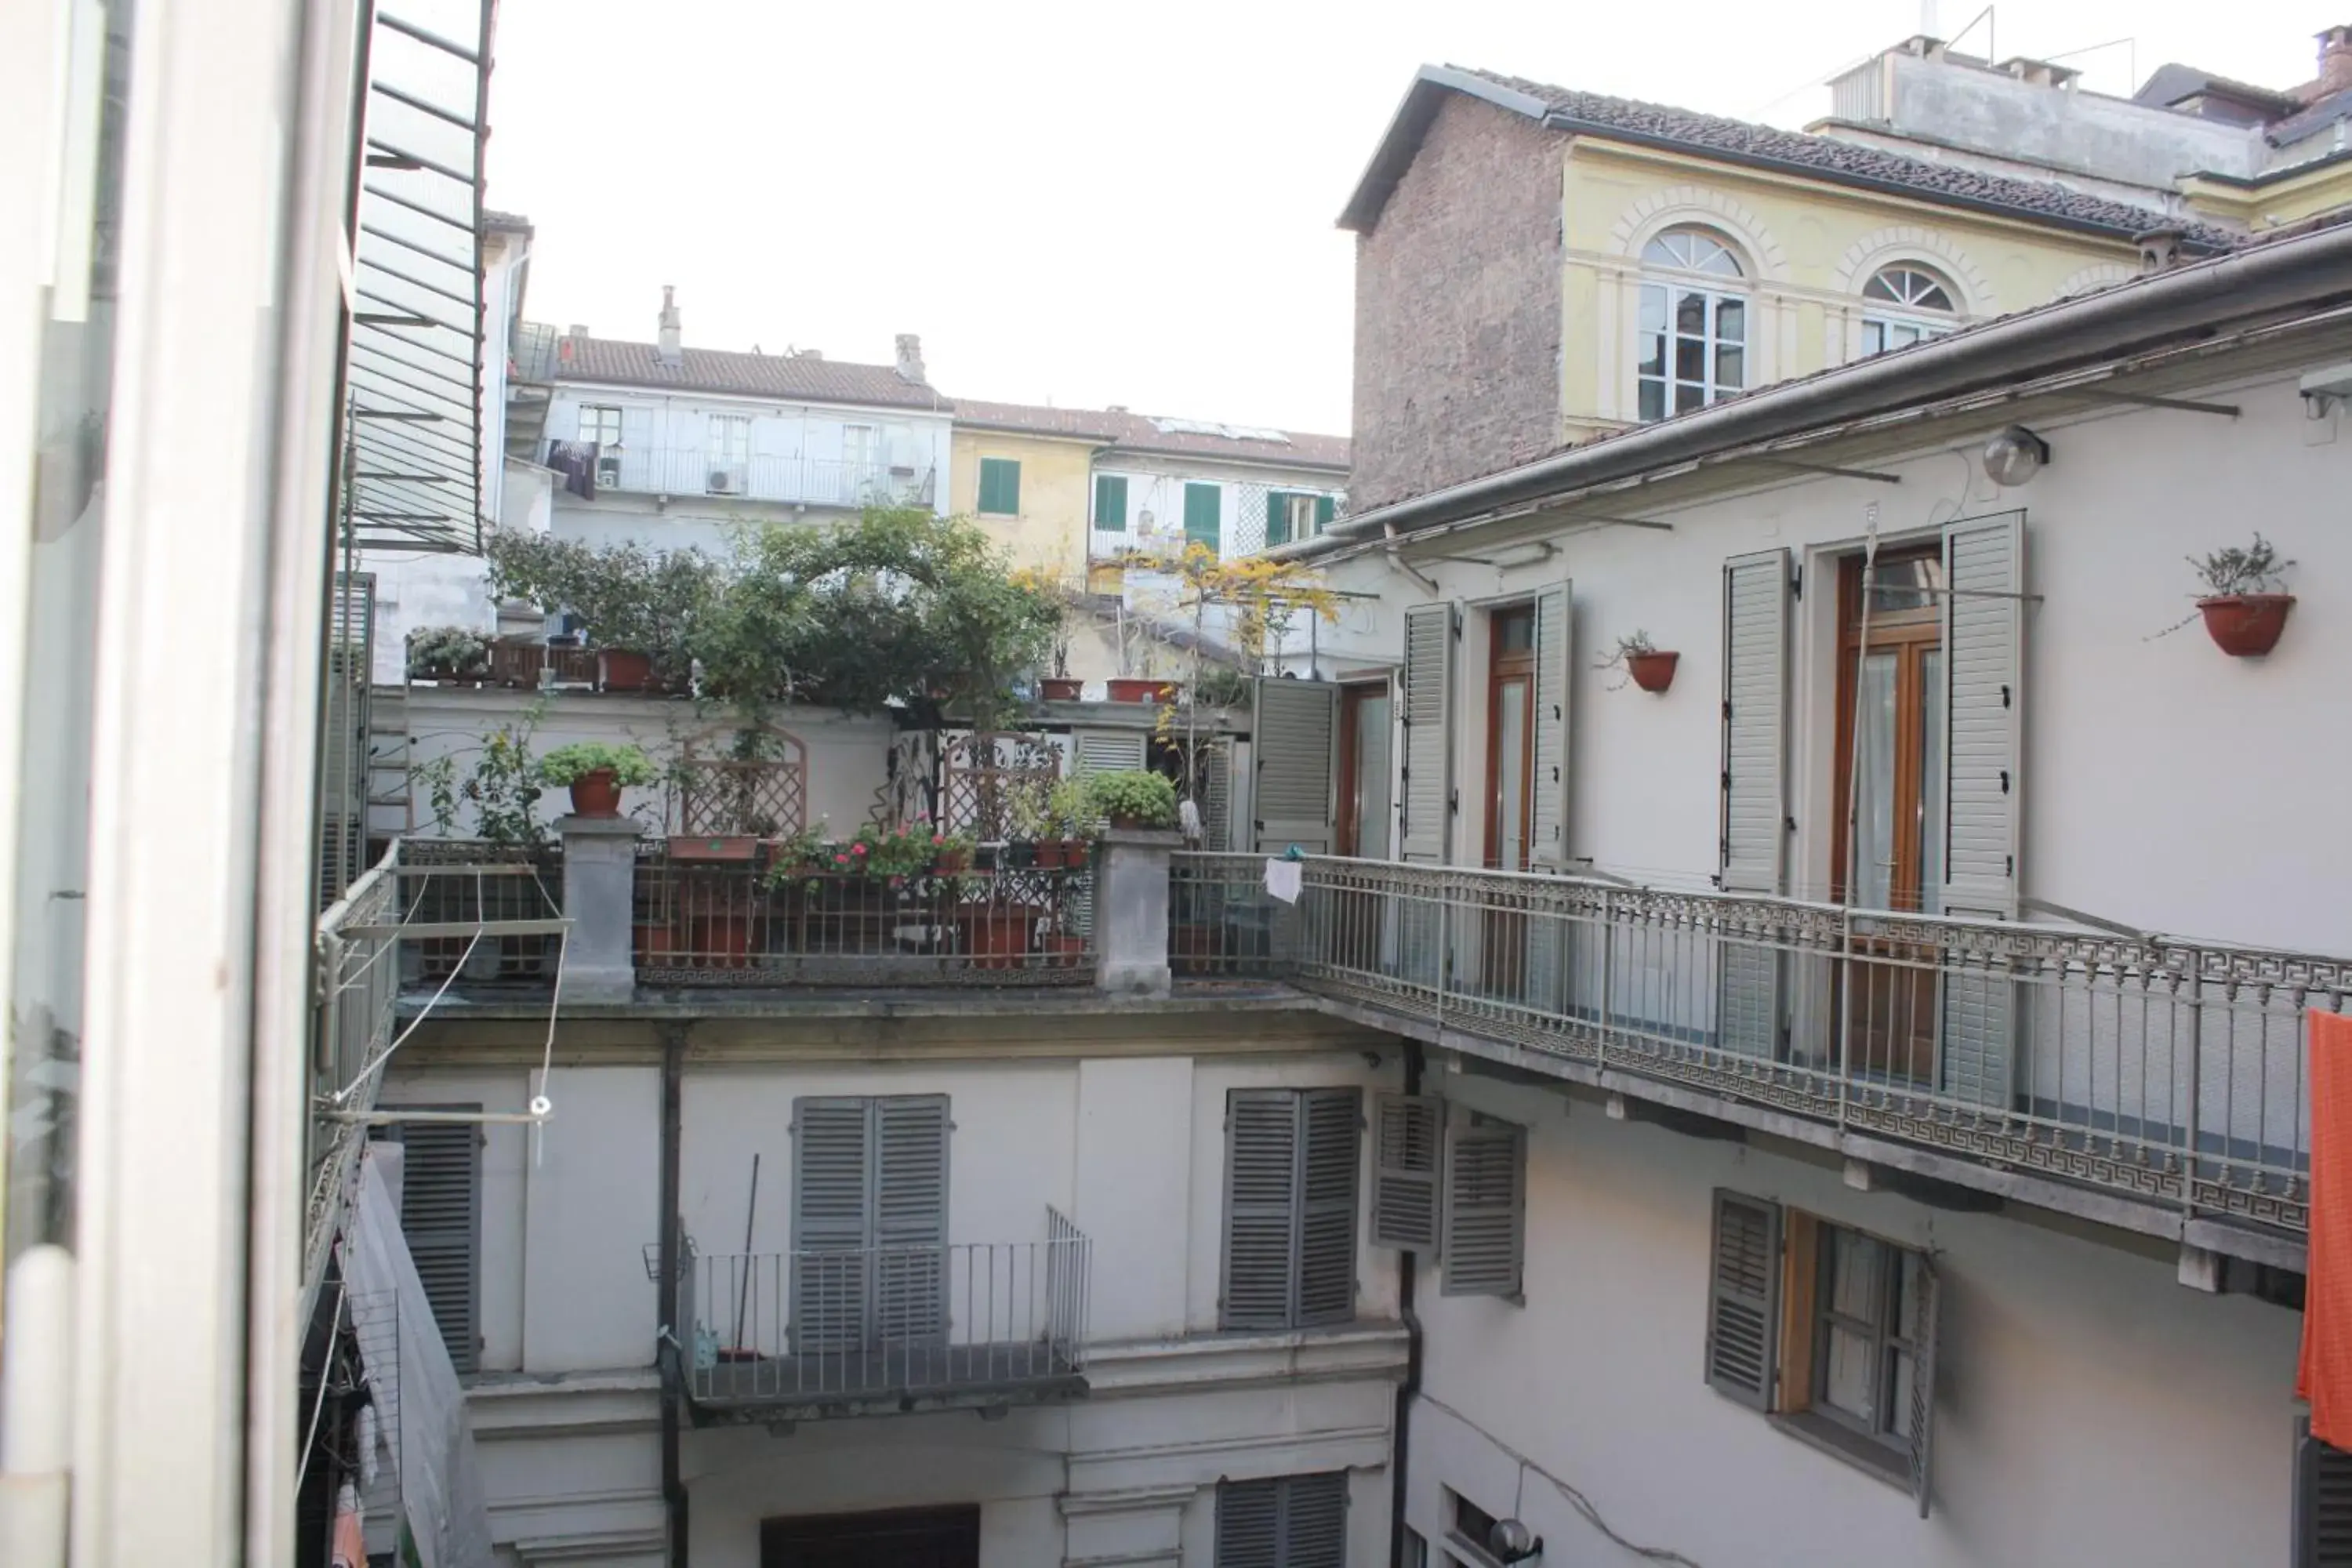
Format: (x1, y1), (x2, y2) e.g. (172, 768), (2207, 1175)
(2187, 533), (2296, 657)
(536, 741), (658, 818)
(1106, 677), (1178, 703)
(1041, 676), (1084, 702)
(1598, 630), (1679, 693)
(406, 625), (492, 684)
(932, 830), (974, 875)
(1085, 769), (1178, 831)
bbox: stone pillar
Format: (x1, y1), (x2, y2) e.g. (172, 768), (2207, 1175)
(557, 815), (644, 1004)
(1093, 828), (1178, 999)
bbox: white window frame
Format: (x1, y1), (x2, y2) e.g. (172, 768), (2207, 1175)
(1860, 317), (1951, 357)
(1859, 265), (1958, 359)
(706, 412), (751, 493)
(579, 404), (624, 485)
(1637, 281), (1748, 421)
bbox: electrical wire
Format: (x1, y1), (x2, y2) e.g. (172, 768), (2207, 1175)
(330, 924), (482, 1103)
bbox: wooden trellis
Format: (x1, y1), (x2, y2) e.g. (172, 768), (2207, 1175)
(940, 731), (1060, 840)
(676, 726), (808, 837)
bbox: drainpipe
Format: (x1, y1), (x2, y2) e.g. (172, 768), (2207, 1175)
(658, 1025), (688, 1567)
(1388, 1039), (1425, 1568)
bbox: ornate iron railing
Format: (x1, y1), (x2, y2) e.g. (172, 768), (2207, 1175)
(1171, 852), (2343, 1235)
(682, 1209), (1091, 1414)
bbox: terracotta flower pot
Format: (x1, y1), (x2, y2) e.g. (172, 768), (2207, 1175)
(1107, 677), (1175, 703)
(935, 845), (970, 874)
(600, 648), (656, 691)
(1627, 650), (1680, 693)
(2196, 594), (2294, 657)
(1041, 677), (1083, 702)
(1033, 839), (1070, 869)
(1109, 814), (1163, 832)
(568, 768), (622, 818)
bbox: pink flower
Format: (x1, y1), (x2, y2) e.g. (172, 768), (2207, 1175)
(851, 843), (867, 855)
(833, 854), (849, 866)
(931, 835), (944, 846)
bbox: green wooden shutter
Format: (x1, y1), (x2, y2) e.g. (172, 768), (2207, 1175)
(2295, 1421), (2352, 1566)
(1222, 1091), (1301, 1329)
(1094, 474), (1127, 532)
(1440, 1118), (1525, 1298)
(1185, 481), (1222, 550)
(1370, 1092), (1443, 1252)
(873, 1095), (949, 1343)
(791, 1096), (874, 1352)
(1704, 1189), (1780, 1410)
(1252, 677), (1338, 855)
(1314, 495), (1336, 533)
(978, 456), (1020, 515)
(396, 1117), (481, 1374)
(1907, 1254), (1941, 1519)
(1295, 1087), (1362, 1326)
(1264, 491), (1293, 549)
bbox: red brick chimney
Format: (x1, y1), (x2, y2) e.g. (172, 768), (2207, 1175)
(2319, 24), (2352, 97)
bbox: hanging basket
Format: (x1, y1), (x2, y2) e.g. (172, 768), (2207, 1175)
(1626, 650), (1680, 693)
(2196, 594), (2293, 658)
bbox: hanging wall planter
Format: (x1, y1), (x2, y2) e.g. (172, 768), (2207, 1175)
(1627, 650), (1680, 693)
(2196, 594), (2295, 658)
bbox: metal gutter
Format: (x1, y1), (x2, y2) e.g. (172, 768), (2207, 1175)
(1287, 216), (2352, 560)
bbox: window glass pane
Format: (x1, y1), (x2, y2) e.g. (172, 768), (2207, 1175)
(1918, 649), (1944, 916)
(1637, 333), (1665, 379)
(1497, 677), (1528, 869)
(1824, 1323), (1879, 1423)
(1715, 346), (1744, 389)
(1639, 285), (1667, 334)
(1854, 654), (1897, 911)
(1638, 380), (1664, 423)
(1675, 291), (1706, 336)
(1675, 339), (1704, 383)
(1716, 298), (1745, 343)
(1867, 554), (1945, 613)
(1496, 610), (1534, 651)
(1862, 321), (1887, 356)
(1888, 1347), (1918, 1435)
(1675, 383), (1704, 415)
(1831, 1227), (1889, 1316)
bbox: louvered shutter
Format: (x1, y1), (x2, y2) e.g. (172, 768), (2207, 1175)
(1399, 603), (1454, 863)
(2296, 1421), (2352, 1566)
(1282, 1472), (1349, 1568)
(396, 1118), (481, 1374)
(1215, 1477), (1281, 1567)
(1222, 1091), (1301, 1330)
(1265, 490), (1293, 548)
(873, 1095), (949, 1343)
(1296, 1088), (1362, 1326)
(1094, 473), (1127, 532)
(1185, 482), (1223, 549)
(1529, 580), (1573, 867)
(1200, 739), (1233, 851)
(791, 1097), (874, 1352)
(1704, 1189), (1780, 1409)
(1254, 678), (1338, 855)
(1907, 1253), (1941, 1519)
(1314, 495), (1337, 534)
(1719, 550), (1791, 1059)
(1441, 1120), (1525, 1298)
(1940, 514), (2024, 1105)
(1073, 728), (1147, 777)
(1370, 1093), (1442, 1252)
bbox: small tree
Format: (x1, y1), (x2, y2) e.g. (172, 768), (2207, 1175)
(485, 530), (718, 687)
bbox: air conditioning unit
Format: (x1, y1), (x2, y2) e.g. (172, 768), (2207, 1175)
(597, 457), (622, 488)
(707, 467), (742, 495)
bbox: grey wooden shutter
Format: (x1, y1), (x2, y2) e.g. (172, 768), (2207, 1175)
(1939, 513), (2024, 1105)
(1216, 1474), (1348, 1568)
(1907, 1253), (1941, 1519)
(1200, 739), (1233, 851)
(1719, 550), (1791, 1060)
(1704, 1189), (1780, 1409)
(1073, 728), (1147, 776)
(1254, 678), (1338, 855)
(1296, 1088), (1363, 1326)
(1529, 579), (1573, 867)
(1399, 603), (1454, 863)
(1440, 1119), (1525, 1298)
(396, 1116), (481, 1374)
(873, 1095), (949, 1343)
(1370, 1092), (1442, 1252)
(2295, 1421), (2352, 1566)
(1222, 1091), (1301, 1329)
(791, 1097), (875, 1352)
(1215, 1477), (1281, 1567)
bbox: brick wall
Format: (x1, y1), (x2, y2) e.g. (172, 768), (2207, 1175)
(1349, 93), (1565, 514)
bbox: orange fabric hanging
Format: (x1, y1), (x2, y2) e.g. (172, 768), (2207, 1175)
(2298, 1009), (2352, 1446)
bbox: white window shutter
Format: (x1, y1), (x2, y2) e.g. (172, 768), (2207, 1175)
(1440, 1119), (1525, 1298)
(1370, 1092), (1443, 1251)
(1719, 550), (1791, 895)
(791, 1097), (875, 1352)
(1940, 513), (2023, 918)
(1399, 603), (1455, 863)
(1704, 1189), (1780, 1410)
(1907, 1254), (1941, 1519)
(1072, 728), (1147, 776)
(1530, 580), (1573, 867)
(1253, 678), (1338, 855)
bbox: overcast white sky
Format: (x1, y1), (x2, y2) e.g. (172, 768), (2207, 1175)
(487, 1), (2328, 435)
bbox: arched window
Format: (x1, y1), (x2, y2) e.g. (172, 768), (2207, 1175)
(1860, 263), (1958, 356)
(1637, 227), (1748, 421)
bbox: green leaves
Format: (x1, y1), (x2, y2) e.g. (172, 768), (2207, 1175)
(535, 741), (659, 786)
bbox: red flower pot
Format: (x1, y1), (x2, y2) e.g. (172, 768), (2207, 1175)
(568, 768), (622, 818)
(2196, 594), (2294, 657)
(1033, 839), (1070, 869)
(1627, 650), (1679, 693)
(599, 648), (655, 691)
(935, 845), (970, 874)
(1041, 677), (1083, 702)
(1107, 677), (1175, 703)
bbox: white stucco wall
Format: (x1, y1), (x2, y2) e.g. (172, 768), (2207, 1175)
(1314, 368), (2352, 955)
(1403, 1062), (2303, 1566)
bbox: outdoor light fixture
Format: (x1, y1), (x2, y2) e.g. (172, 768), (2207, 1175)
(1982, 425), (2050, 487)
(1489, 1518), (1543, 1563)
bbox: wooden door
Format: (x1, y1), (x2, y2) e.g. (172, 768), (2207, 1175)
(1482, 608), (1537, 997)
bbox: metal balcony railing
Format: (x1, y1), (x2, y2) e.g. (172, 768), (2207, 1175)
(591, 447), (935, 510)
(633, 850), (1095, 987)
(1169, 852), (2347, 1235)
(682, 1209), (1091, 1414)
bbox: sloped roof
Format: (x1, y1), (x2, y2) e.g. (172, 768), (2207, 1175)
(952, 398), (1350, 470)
(550, 333), (949, 410)
(2267, 85), (2352, 150)
(2133, 62), (2299, 115)
(1343, 64), (2242, 251)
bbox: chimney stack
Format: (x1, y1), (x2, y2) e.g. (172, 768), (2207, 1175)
(895, 332), (926, 383)
(2320, 25), (2352, 96)
(2134, 227), (2185, 274)
(657, 285), (681, 366)
(567, 323), (590, 338)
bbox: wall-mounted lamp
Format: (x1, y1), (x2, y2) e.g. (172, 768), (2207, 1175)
(1489, 1519), (1544, 1563)
(1982, 425), (2050, 488)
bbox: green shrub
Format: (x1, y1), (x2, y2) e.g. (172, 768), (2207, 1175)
(1083, 769), (1177, 828)
(535, 742), (658, 787)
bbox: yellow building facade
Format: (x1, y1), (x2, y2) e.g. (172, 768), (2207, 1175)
(947, 426), (1102, 580)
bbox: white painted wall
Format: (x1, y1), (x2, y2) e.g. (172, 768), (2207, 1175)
(1403, 1062), (2303, 1566)
(1091, 455), (1347, 568)
(1316, 367), (2352, 955)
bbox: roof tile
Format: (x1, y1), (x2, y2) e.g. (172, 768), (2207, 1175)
(952, 398), (1349, 470)
(551, 335), (949, 410)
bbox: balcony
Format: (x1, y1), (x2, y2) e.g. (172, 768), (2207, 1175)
(680, 1209), (1091, 1421)
(590, 446), (935, 510)
(1169, 852), (2344, 1250)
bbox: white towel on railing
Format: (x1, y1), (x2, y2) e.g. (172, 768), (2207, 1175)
(1265, 858), (1302, 905)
